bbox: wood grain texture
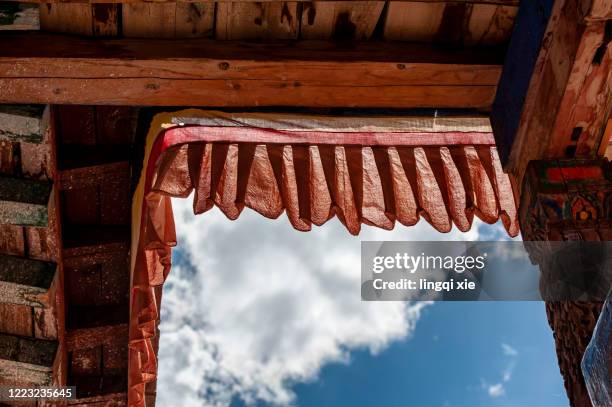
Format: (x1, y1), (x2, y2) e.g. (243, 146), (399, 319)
(216, 1), (299, 40)
(384, 2), (445, 42)
(39, 3), (93, 35)
(92, 3), (119, 37)
(300, 1), (384, 40)
(492, 0), (611, 185)
(464, 4), (517, 45)
(175, 3), (214, 37)
(123, 3), (214, 38)
(3, 0), (521, 4)
(0, 303), (32, 337)
(0, 33), (504, 108)
(123, 3), (177, 38)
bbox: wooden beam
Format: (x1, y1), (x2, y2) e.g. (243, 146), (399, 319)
(0, 175), (52, 227)
(2, 0), (520, 4)
(0, 104), (48, 144)
(66, 324), (128, 351)
(0, 254), (57, 308)
(0, 333), (57, 386)
(0, 32), (505, 109)
(59, 161), (130, 191)
(68, 392), (127, 406)
(491, 0), (611, 184)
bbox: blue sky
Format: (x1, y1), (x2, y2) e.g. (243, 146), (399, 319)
(230, 301), (567, 407)
(158, 200), (568, 407)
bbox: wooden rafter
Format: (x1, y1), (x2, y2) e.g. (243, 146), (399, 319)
(0, 32), (504, 108)
(491, 0), (611, 184)
(3, 0), (520, 4)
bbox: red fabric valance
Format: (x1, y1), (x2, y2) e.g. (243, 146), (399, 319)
(151, 140), (518, 237)
(128, 118), (519, 407)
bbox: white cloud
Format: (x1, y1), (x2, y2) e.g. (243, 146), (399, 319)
(157, 197), (482, 407)
(488, 383), (505, 397)
(501, 343), (519, 357)
(481, 342), (519, 399)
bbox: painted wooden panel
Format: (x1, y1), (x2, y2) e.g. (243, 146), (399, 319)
(215, 1), (299, 40)
(300, 1), (384, 40)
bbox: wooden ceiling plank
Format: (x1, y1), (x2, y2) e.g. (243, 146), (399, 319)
(0, 176), (52, 227)
(123, 3), (177, 38)
(465, 4), (517, 45)
(215, 1), (299, 40)
(92, 3), (119, 37)
(0, 253), (57, 308)
(384, 1), (445, 42)
(174, 3), (215, 38)
(300, 1), (384, 40)
(3, 0), (521, 4)
(0, 33), (504, 108)
(39, 3), (93, 36)
(0, 3), (39, 30)
(0, 333), (57, 386)
(0, 105), (48, 144)
(66, 324), (128, 351)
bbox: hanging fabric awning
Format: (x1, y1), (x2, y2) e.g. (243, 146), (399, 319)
(128, 110), (520, 407)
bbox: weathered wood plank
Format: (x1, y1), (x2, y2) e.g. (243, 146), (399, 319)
(491, 0), (611, 184)
(0, 0), (523, 4)
(384, 2), (445, 42)
(0, 105), (48, 144)
(60, 161), (130, 191)
(464, 4), (517, 45)
(0, 333), (57, 386)
(490, 0), (555, 166)
(215, 1), (299, 40)
(66, 324), (128, 351)
(300, 1), (384, 40)
(0, 3), (39, 30)
(0, 176), (51, 226)
(2, 78), (498, 108)
(71, 346), (102, 376)
(0, 254), (57, 308)
(0, 33), (504, 108)
(175, 3), (215, 37)
(123, 3), (214, 38)
(123, 3), (178, 38)
(39, 3), (93, 35)
(92, 4), (119, 37)
(0, 139), (19, 175)
(0, 303), (32, 336)
(67, 304), (128, 330)
(67, 392), (127, 406)
(0, 224), (25, 256)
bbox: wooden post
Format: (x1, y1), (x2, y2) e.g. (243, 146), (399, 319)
(519, 159), (612, 406)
